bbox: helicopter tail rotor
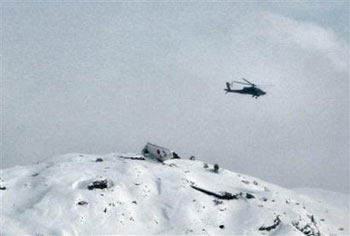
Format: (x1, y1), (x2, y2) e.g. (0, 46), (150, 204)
(226, 82), (231, 90)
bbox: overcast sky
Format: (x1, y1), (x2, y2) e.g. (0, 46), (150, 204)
(2, 2), (349, 193)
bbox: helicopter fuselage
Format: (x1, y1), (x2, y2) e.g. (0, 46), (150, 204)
(225, 86), (266, 98)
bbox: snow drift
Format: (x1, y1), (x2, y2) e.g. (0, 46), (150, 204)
(0, 153), (348, 235)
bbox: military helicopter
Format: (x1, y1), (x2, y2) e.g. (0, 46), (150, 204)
(224, 78), (266, 98)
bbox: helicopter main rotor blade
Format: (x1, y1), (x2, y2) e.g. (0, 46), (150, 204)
(232, 81), (251, 86)
(258, 84), (275, 88)
(242, 78), (255, 86)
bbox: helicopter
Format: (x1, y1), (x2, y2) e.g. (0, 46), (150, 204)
(224, 78), (266, 98)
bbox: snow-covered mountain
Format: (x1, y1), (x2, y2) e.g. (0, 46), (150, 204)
(0, 153), (348, 235)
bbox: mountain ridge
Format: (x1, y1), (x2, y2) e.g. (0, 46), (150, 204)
(0, 153), (348, 235)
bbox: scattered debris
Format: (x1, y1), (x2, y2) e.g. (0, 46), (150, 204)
(261, 197), (268, 202)
(142, 143), (173, 162)
(191, 185), (240, 200)
(87, 179), (109, 190)
(245, 193), (255, 199)
(172, 152), (181, 159)
(77, 201), (88, 206)
(213, 199), (224, 205)
(259, 216), (281, 232)
(119, 156), (145, 161)
(292, 215), (321, 236)
(309, 214), (316, 223)
(213, 164), (220, 173)
(292, 222), (320, 236)
(95, 158), (103, 162)
(191, 185), (257, 202)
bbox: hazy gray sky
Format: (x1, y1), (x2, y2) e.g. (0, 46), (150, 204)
(2, 2), (349, 193)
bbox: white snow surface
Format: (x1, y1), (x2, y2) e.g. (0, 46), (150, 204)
(0, 153), (348, 235)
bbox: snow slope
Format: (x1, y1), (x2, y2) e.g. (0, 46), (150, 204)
(0, 153), (348, 235)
